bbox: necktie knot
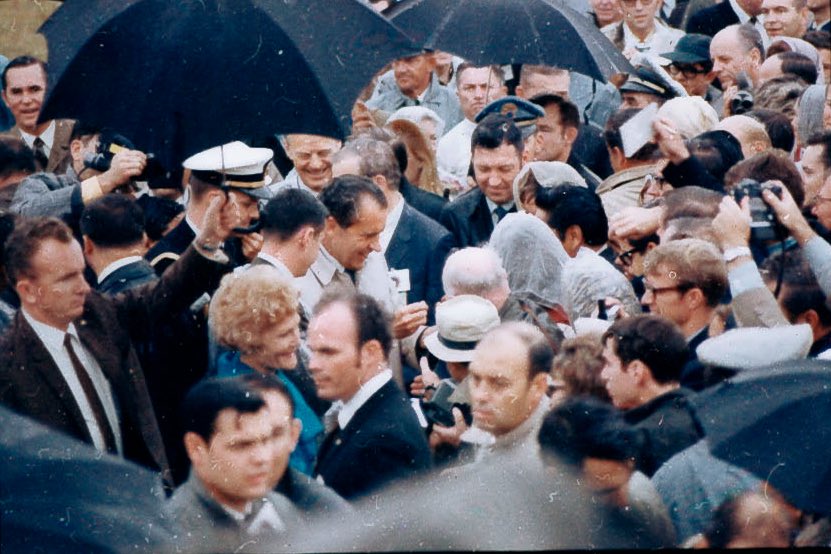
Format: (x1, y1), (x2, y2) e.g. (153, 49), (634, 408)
(494, 206), (509, 222)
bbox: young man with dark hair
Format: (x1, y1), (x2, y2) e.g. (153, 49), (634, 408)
(0, 134), (35, 209)
(440, 114), (524, 248)
(166, 378), (300, 551)
(601, 315), (704, 476)
(308, 290), (431, 499)
(80, 194), (156, 295)
(801, 130), (831, 207)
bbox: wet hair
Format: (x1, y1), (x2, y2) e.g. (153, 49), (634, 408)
(724, 150), (805, 207)
(314, 289), (393, 358)
(551, 337), (612, 402)
(643, 239), (728, 308)
(602, 315), (689, 384)
(754, 76), (806, 120)
(4, 217), (74, 285)
(1, 55), (46, 90)
(746, 109), (796, 153)
(471, 113), (524, 155)
(536, 184), (608, 247)
(734, 24), (764, 60)
(662, 186), (723, 223)
(180, 378), (265, 442)
(456, 63), (505, 86)
(318, 174), (387, 228)
(482, 321), (555, 379)
(80, 195), (145, 248)
(261, 188), (327, 241)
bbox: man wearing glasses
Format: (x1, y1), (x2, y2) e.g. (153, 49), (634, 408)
(660, 34), (724, 115)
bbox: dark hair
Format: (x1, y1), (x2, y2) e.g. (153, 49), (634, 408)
(314, 290), (393, 358)
(179, 378), (265, 442)
(4, 217), (75, 285)
(662, 186), (723, 223)
(69, 120), (101, 144)
(687, 130), (744, 184)
(604, 108), (660, 161)
(236, 373), (296, 417)
(551, 337), (612, 402)
(0, 135), (36, 179)
(136, 195), (185, 242)
(747, 109), (796, 153)
(777, 52), (819, 85)
(806, 130), (831, 172)
(724, 150), (805, 207)
(2, 55), (46, 90)
(338, 136), (403, 191)
(318, 174), (387, 228)
(455, 63), (505, 86)
(0, 211), (16, 289)
(761, 250), (831, 326)
(538, 396), (640, 468)
(602, 315), (689, 384)
(803, 30), (830, 52)
(529, 94), (581, 130)
(261, 188), (327, 241)
(536, 185), (608, 247)
(80, 195), (145, 248)
(470, 113), (524, 156)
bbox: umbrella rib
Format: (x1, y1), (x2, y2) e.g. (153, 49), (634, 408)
(521, 1), (545, 61)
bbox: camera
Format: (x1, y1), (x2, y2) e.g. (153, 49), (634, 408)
(83, 132), (167, 184)
(731, 179), (786, 243)
(729, 71), (754, 115)
(421, 380), (470, 428)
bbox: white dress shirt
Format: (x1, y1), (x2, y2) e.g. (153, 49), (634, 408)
(97, 255), (144, 284)
(18, 119), (56, 158)
(380, 194), (405, 254)
(22, 310), (122, 453)
(337, 369), (393, 429)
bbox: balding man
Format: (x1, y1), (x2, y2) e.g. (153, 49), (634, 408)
(269, 134), (342, 197)
(716, 115), (772, 158)
(710, 24), (765, 91)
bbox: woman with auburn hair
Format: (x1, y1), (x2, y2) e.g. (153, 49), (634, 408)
(386, 117), (446, 198)
(209, 265), (324, 475)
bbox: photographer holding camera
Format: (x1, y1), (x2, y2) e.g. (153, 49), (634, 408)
(11, 121), (148, 222)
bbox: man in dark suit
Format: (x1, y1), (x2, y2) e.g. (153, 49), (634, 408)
(0, 195), (238, 482)
(440, 114), (524, 249)
(686, 0), (763, 37)
(332, 137), (453, 323)
(1, 56), (73, 174)
(308, 290), (432, 500)
(80, 195), (156, 295)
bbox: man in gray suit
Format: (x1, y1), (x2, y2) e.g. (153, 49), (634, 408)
(166, 378), (301, 552)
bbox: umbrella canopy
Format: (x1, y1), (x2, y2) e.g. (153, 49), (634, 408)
(39, 0), (417, 170)
(0, 405), (174, 551)
(386, 0), (632, 83)
(692, 359), (831, 516)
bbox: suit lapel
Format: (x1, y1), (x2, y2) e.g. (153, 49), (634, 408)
(386, 205), (413, 269)
(48, 120), (72, 173)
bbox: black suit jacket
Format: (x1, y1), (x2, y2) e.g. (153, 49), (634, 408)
(440, 187), (508, 249)
(98, 259), (158, 295)
(399, 177), (447, 226)
(686, 1), (740, 36)
(386, 203), (453, 324)
(0, 247), (227, 482)
(314, 379), (432, 500)
(146, 218), (246, 275)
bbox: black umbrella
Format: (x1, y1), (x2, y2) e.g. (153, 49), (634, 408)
(39, 0), (417, 170)
(386, 0), (632, 83)
(0, 405), (175, 552)
(692, 359), (831, 516)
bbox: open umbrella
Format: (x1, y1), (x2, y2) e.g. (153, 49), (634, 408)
(692, 359), (831, 516)
(38, 0), (417, 170)
(0, 405), (174, 551)
(385, 0), (632, 83)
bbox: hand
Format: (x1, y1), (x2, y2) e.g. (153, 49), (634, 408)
(712, 195), (751, 250)
(239, 231), (264, 261)
(722, 85), (738, 116)
(197, 193), (241, 248)
(410, 356), (440, 397)
(602, 296), (629, 320)
(428, 407), (467, 450)
(652, 117), (689, 164)
(608, 206), (662, 241)
(761, 182), (815, 245)
(98, 149), (147, 192)
(351, 101), (377, 133)
(393, 301), (428, 339)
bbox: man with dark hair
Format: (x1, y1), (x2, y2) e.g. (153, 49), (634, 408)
(80, 195), (156, 295)
(440, 114), (524, 248)
(1, 55), (74, 174)
(746, 109), (795, 153)
(762, 0), (810, 38)
(529, 94), (601, 189)
(0, 194), (239, 482)
(308, 290), (431, 499)
(801, 130), (831, 207)
(601, 315), (704, 476)
(758, 51), (819, 84)
(11, 121), (148, 220)
(165, 378), (300, 551)
(537, 185), (641, 320)
(596, 108), (666, 218)
(333, 136), (452, 322)
(252, 188), (327, 279)
(465, 322), (552, 462)
(0, 134), (35, 209)
(723, 150), (806, 207)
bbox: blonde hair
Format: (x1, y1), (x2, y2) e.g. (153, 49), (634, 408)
(386, 118), (443, 195)
(209, 266), (299, 354)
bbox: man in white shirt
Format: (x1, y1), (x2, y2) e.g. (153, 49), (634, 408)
(308, 290), (431, 499)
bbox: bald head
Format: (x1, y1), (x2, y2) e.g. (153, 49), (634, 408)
(442, 246), (510, 309)
(710, 24), (764, 88)
(716, 115), (772, 158)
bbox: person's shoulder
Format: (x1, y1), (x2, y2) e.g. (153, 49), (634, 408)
(403, 203), (450, 241)
(445, 186), (482, 211)
(146, 219), (193, 264)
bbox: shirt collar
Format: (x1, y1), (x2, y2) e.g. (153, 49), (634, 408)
(22, 308), (77, 346)
(623, 19), (657, 47)
(315, 245), (346, 285)
(255, 252), (294, 278)
(337, 369), (393, 429)
(484, 197), (514, 213)
(381, 193), (405, 253)
(18, 119), (56, 150)
(97, 255), (144, 284)
(184, 213), (201, 236)
(728, 0), (752, 22)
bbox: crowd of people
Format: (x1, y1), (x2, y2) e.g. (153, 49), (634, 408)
(1, 0), (831, 550)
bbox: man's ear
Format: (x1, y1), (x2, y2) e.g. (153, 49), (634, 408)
(684, 287), (706, 310)
(82, 235), (94, 257)
(183, 432), (208, 464)
(323, 215), (339, 236)
(359, 339), (385, 377)
(371, 174), (388, 193)
(530, 371), (549, 398)
(290, 418), (302, 450)
(566, 224), (584, 247)
(563, 126), (579, 146)
(1, 90), (8, 108)
(15, 278), (36, 305)
(627, 359), (649, 383)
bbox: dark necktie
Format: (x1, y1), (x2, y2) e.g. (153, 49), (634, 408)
(63, 334), (118, 454)
(748, 16), (757, 24)
(32, 137), (49, 171)
(494, 205), (509, 223)
(344, 268), (358, 285)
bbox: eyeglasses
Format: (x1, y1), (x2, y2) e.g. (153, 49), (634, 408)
(643, 282), (691, 295)
(815, 195), (831, 205)
(667, 64), (709, 79)
(616, 247), (640, 265)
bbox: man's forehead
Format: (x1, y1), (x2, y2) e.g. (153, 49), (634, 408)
(6, 63), (46, 84)
(287, 134), (340, 151)
(458, 66), (500, 86)
(473, 143), (521, 162)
